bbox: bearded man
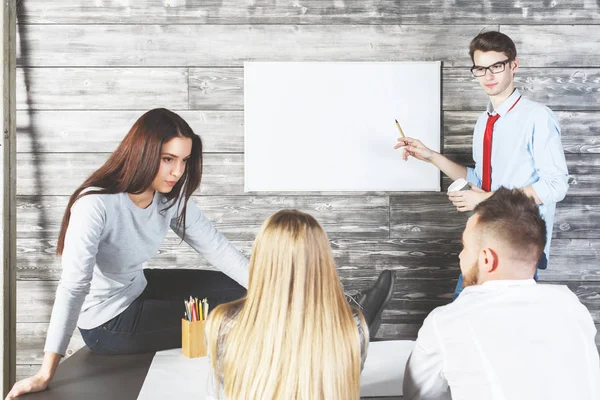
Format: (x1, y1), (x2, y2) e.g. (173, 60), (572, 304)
(403, 188), (600, 400)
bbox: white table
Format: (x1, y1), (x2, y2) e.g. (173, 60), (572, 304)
(138, 340), (415, 399)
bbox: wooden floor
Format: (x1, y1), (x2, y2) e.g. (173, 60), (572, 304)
(14, 0), (600, 378)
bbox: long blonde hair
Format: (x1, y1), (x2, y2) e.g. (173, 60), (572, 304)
(206, 209), (367, 399)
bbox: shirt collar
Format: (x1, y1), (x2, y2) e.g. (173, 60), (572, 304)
(462, 278), (536, 294)
(486, 88), (521, 116)
(480, 278), (536, 287)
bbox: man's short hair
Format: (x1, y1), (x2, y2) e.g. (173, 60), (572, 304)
(469, 31), (517, 64)
(473, 188), (546, 263)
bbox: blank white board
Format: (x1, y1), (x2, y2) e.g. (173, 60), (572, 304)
(244, 61), (441, 192)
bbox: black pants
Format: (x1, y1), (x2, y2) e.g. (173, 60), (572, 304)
(79, 269), (246, 354)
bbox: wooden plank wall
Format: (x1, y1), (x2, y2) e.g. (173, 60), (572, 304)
(2, 0), (18, 394)
(14, 0), (600, 379)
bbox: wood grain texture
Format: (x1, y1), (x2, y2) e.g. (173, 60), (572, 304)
(15, 278), (455, 324)
(500, 25), (600, 67)
(16, 323), (84, 363)
(188, 67), (600, 111)
(537, 239), (600, 281)
(188, 68), (244, 111)
(16, 237), (464, 281)
(444, 111), (600, 154)
(441, 153), (600, 196)
(553, 198), (600, 238)
(562, 282), (600, 313)
(18, 25), (600, 68)
(16, 110), (244, 153)
(16, 281), (61, 323)
(16, 195), (389, 240)
(379, 280), (600, 326)
(2, 0), (18, 391)
(390, 194), (467, 240)
(390, 193), (600, 240)
(16, 68), (188, 110)
(17, 25), (482, 68)
(13, 152), (394, 197)
(21, 280), (600, 325)
(17, 236), (600, 282)
(15, 1), (600, 24)
(16, 67), (600, 112)
(16, 152), (243, 195)
(16, 365), (40, 382)
(561, 155), (600, 196)
(443, 68), (600, 111)
(193, 196), (390, 239)
(16, 152), (600, 197)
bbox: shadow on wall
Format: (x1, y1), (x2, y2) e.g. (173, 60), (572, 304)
(16, 0), (52, 270)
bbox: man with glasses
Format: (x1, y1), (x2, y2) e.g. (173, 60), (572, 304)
(395, 31), (568, 298)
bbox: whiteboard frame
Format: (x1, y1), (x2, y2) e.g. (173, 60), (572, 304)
(244, 61), (442, 193)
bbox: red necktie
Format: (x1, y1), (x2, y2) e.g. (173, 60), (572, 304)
(481, 113), (501, 192)
(481, 96), (522, 192)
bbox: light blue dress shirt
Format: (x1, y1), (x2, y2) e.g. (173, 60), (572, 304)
(465, 89), (569, 260)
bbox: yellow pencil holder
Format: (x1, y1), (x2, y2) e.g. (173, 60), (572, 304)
(182, 319), (207, 358)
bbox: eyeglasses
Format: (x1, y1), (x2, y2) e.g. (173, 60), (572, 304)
(470, 59), (513, 77)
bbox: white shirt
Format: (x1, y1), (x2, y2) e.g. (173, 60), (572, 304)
(403, 279), (600, 400)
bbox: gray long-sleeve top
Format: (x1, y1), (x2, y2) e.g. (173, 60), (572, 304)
(44, 191), (249, 355)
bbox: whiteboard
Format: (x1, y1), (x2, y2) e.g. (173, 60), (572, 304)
(244, 62), (441, 192)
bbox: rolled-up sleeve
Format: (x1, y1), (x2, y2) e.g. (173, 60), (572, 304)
(530, 107), (569, 204)
(466, 167), (482, 188)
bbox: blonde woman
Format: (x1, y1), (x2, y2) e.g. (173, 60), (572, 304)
(206, 209), (395, 400)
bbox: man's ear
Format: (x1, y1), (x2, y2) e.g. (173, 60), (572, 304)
(478, 247), (499, 273)
(511, 56), (519, 74)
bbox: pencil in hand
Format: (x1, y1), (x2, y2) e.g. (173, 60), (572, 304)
(394, 119), (406, 138)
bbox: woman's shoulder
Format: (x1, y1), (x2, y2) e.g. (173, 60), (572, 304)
(71, 189), (110, 210)
(70, 190), (133, 223)
(213, 302), (243, 368)
(73, 188), (126, 208)
(351, 309), (367, 331)
(354, 312), (369, 341)
(351, 308), (369, 369)
(218, 302), (243, 335)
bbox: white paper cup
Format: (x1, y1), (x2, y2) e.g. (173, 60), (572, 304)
(447, 178), (470, 193)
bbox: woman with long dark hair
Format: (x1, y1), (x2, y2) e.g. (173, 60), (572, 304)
(6, 108), (249, 398)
